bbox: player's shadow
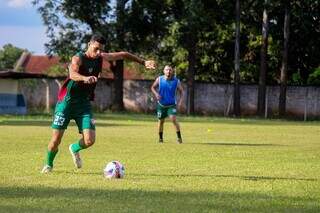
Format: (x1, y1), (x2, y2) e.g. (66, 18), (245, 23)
(130, 173), (318, 182)
(0, 120), (134, 127)
(0, 185), (318, 212)
(55, 170), (102, 175)
(188, 142), (283, 147)
(54, 171), (317, 182)
(179, 118), (320, 127)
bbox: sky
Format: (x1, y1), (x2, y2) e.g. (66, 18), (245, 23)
(0, 0), (48, 54)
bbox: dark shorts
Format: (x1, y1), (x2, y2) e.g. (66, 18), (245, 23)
(156, 103), (177, 119)
(51, 100), (95, 133)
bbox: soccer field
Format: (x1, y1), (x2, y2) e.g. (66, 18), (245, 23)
(0, 113), (319, 212)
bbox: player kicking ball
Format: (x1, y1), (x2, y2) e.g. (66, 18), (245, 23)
(151, 65), (184, 144)
(41, 34), (156, 173)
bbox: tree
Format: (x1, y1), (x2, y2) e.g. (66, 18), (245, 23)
(33, 0), (164, 111)
(110, 0), (127, 111)
(0, 44), (25, 71)
(233, 0), (241, 116)
(287, 0), (320, 84)
(158, 0), (233, 114)
(163, 0), (204, 114)
(257, 0), (269, 116)
(33, 0), (320, 116)
(279, 0), (290, 117)
(33, 0), (111, 59)
(177, 0), (214, 114)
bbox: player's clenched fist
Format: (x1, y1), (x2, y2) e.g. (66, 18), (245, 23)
(84, 76), (98, 84)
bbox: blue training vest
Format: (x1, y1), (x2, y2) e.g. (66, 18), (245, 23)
(158, 75), (180, 106)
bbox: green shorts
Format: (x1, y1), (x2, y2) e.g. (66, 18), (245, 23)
(157, 103), (177, 119)
(51, 100), (95, 133)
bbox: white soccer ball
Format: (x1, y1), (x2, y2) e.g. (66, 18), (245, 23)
(103, 161), (125, 179)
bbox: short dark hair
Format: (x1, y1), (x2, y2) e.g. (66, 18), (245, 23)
(164, 65), (174, 70)
(90, 34), (106, 45)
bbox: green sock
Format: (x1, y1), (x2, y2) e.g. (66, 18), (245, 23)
(70, 140), (86, 153)
(46, 150), (58, 167)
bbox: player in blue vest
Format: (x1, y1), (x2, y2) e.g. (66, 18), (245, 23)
(151, 65), (184, 143)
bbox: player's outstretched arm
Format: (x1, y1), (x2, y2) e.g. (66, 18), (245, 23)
(69, 56), (97, 84)
(101, 52), (156, 69)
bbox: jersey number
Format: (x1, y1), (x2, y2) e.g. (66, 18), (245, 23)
(53, 115), (65, 126)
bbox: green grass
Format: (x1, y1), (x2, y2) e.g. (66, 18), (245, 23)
(0, 113), (319, 212)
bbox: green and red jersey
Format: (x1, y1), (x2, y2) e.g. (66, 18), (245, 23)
(58, 52), (102, 102)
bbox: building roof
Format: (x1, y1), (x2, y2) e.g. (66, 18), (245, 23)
(16, 53), (145, 80)
(22, 55), (62, 75)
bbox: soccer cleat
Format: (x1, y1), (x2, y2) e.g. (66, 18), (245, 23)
(41, 165), (52, 173)
(158, 139), (163, 143)
(177, 138), (183, 144)
(69, 144), (82, 169)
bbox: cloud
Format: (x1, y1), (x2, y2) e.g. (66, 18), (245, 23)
(7, 0), (32, 8)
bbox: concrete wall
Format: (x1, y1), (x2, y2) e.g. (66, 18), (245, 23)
(18, 78), (113, 111)
(16, 78), (320, 118)
(19, 79), (59, 110)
